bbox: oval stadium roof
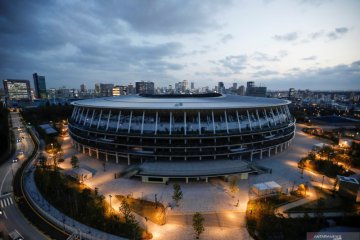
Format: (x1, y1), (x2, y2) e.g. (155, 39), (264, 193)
(72, 94), (290, 110)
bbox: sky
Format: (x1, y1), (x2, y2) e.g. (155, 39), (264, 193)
(1, 0), (360, 90)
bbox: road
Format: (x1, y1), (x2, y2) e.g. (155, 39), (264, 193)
(0, 111), (48, 240)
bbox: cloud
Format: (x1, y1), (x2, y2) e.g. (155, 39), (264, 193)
(220, 34), (234, 44)
(252, 70), (278, 78)
(308, 31), (324, 40)
(301, 56), (317, 61)
(273, 32), (298, 42)
(252, 52), (280, 62)
(327, 27), (349, 40)
(216, 55), (248, 73)
(263, 60), (360, 90)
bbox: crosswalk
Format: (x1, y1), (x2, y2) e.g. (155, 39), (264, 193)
(0, 196), (14, 208)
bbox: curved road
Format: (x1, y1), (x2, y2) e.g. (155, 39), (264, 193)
(0, 111), (68, 240)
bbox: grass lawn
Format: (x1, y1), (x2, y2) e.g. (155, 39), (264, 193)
(116, 195), (166, 225)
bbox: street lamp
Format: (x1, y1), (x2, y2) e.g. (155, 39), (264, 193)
(321, 175), (325, 190)
(109, 194), (112, 212)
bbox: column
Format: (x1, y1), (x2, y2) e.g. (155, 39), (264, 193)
(256, 109), (262, 129)
(105, 110), (112, 131)
(250, 151), (253, 162)
(169, 111), (172, 135)
(246, 110), (252, 130)
(82, 145), (85, 154)
(275, 107), (282, 123)
(184, 111), (187, 135)
(263, 109), (270, 128)
(268, 148), (271, 157)
(83, 108), (90, 126)
(155, 112), (158, 135)
(198, 111), (201, 134)
(76, 107), (83, 123)
(96, 109), (103, 129)
(212, 111), (216, 134)
(96, 149), (99, 159)
(89, 109), (95, 127)
(224, 110), (229, 133)
(127, 111), (132, 133)
(116, 152), (119, 164)
(71, 106), (77, 120)
(270, 108), (277, 126)
(127, 155), (130, 165)
(275, 146), (278, 154)
(141, 111), (145, 134)
(186, 177), (189, 183)
(105, 152), (108, 162)
(260, 150), (263, 160)
(236, 110), (241, 133)
(116, 111), (122, 132)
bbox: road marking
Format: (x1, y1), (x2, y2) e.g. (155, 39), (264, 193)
(9, 197), (13, 204)
(0, 167), (12, 196)
(0, 197), (14, 208)
(0, 199), (3, 208)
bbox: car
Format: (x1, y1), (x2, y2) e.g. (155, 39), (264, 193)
(19, 151), (24, 155)
(13, 158), (18, 163)
(0, 208), (3, 215)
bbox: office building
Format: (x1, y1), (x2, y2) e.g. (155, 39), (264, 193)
(33, 73), (47, 99)
(246, 81), (267, 97)
(135, 81), (155, 95)
(3, 79), (31, 101)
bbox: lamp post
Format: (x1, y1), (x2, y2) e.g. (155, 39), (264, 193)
(109, 194), (112, 212)
(321, 175), (325, 190)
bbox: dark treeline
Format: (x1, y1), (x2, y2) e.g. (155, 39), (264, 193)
(21, 105), (73, 125)
(0, 105), (11, 163)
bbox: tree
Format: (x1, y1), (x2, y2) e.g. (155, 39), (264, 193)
(192, 212), (205, 239)
(71, 155), (79, 169)
(172, 183), (183, 207)
(119, 199), (135, 224)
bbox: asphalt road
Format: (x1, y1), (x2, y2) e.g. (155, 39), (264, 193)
(0, 112), (49, 240)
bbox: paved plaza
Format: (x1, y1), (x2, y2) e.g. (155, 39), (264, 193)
(56, 123), (329, 240)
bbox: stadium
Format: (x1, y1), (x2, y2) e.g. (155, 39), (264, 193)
(68, 93), (295, 181)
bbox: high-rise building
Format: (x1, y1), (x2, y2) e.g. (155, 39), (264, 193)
(95, 84), (100, 94)
(3, 79), (31, 101)
(232, 83), (237, 91)
(191, 82), (194, 90)
(182, 80), (189, 92)
(246, 81), (267, 97)
(288, 88), (296, 99)
(100, 83), (114, 97)
(127, 84), (135, 95)
(218, 82), (225, 94)
(112, 85), (127, 96)
(136, 81), (155, 95)
(80, 84), (86, 93)
(238, 85), (245, 96)
(33, 73), (47, 99)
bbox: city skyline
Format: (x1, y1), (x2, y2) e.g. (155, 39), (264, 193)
(1, 0), (360, 90)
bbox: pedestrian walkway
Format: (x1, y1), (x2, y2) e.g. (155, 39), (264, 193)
(0, 196), (14, 208)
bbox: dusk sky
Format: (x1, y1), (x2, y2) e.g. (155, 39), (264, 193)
(1, 0), (359, 90)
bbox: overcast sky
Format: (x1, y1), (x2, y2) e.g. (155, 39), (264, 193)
(1, 0), (359, 90)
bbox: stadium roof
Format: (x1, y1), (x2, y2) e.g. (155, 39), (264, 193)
(72, 94), (290, 110)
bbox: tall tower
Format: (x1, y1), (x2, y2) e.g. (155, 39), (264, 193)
(33, 73), (47, 99)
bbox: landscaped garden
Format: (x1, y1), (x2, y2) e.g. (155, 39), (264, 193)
(34, 165), (152, 239)
(246, 194), (324, 240)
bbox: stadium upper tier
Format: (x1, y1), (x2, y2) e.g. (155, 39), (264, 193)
(68, 94), (295, 165)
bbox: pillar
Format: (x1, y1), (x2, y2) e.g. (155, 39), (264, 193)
(268, 148), (271, 157)
(186, 177), (189, 183)
(116, 152), (119, 164)
(127, 155), (130, 165)
(275, 147), (278, 154)
(205, 177), (208, 183)
(105, 152), (108, 162)
(82, 145), (85, 154)
(96, 149), (99, 159)
(250, 151), (253, 162)
(260, 150), (263, 160)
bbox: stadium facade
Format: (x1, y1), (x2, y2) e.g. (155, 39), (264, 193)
(68, 94), (295, 168)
